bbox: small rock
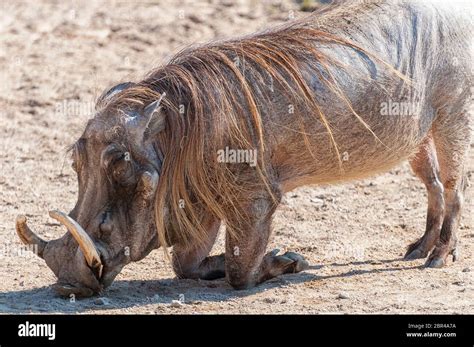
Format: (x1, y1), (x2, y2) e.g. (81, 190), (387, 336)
(310, 197), (324, 204)
(188, 300), (202, 305)
(295, 213), (305, 221)
(452, 281), (465, 286)
(94, 297), (111, 306)
(337, 293), (349, 300)
(170, 300), (184, 308)
(263, 297), (277, 303)
(188, 14), (204, 24)
(221, 0), (234, 7)
(151, 294), (161, 303)
(462, 267), (470, 272)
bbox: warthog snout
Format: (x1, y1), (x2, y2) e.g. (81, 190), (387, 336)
(16, 211), (112, 297)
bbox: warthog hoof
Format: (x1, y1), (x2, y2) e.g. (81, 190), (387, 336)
(404, 248), (429, 261)
(424, 244), (459, 268)
(451, 248), (459, 262)
(266, 249), (309, 273)
(281, 251), (310, 272)
(425, 257), (446, 268)
(404, 239), (430, 260)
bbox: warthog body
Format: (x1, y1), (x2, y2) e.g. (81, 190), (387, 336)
(17, 1), (472, 296)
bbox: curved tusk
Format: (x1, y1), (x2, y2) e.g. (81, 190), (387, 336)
(15, 215), (47, 258)
(48, 210), (103, 272)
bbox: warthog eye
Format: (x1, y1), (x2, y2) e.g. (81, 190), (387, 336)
(102, 145), (136, 186)
(111, 153), (135, 185)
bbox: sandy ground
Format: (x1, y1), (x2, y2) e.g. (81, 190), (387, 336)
(0, 0), (472, 314)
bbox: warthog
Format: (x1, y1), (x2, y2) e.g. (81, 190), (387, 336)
(17, 1), (471, 297)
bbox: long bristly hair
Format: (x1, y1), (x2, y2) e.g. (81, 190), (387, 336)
(99, 8), (406, 250)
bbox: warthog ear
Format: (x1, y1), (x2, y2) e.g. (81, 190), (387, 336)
(123, 94), (167, 142)
(143, 93), (167, 136)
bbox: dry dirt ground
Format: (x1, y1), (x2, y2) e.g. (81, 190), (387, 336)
(0, 0), (472, 314)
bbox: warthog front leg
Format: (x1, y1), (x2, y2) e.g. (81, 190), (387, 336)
(172, 215), (225, 280)
(225, 193), (309, 290)
(405, 136), (445, 260)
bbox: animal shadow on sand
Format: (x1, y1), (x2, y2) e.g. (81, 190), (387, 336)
(0, 257), (420, 313)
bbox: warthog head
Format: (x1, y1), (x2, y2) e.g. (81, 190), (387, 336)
(16, 83), (167, 297)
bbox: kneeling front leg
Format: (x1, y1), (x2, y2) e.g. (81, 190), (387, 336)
(225, 193), (309, 290)
(172, 216), (225, 280)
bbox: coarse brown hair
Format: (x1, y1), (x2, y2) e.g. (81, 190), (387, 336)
(98, 8), (405, 249)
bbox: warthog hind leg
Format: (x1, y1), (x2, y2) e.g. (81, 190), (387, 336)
(425, 110), (470, 267)
(405, 135), (445, 260)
